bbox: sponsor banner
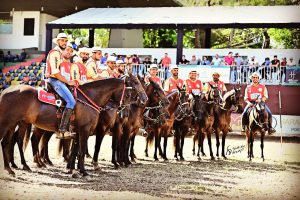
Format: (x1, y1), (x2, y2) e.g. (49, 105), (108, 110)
(230, 113), (300, 136)
(284, 66), (300, 85)
(178, 65), (231, 83)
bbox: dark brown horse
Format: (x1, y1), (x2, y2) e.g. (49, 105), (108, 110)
(120, 77), (169, 166)
(213, 87), (242, 159)
(0, 74), (147, 176)
(245, 101), (269, 161)
(192, 85), (223, 160)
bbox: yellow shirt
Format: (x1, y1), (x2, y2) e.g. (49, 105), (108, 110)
(86, 58), (100, 80)
(46, 46), (63, 77)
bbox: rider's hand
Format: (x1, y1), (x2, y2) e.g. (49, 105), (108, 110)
(67, 80), (75, 86)
(256, 99), (261, 103)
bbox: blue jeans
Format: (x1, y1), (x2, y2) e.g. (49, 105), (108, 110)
(48, 78), (76, 109)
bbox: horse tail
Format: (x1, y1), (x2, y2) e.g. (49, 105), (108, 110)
(23, 124), (32, 151)
(58, 139), (63, 155)
(147, 131), (155, 147)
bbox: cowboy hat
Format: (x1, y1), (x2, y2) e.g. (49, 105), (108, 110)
(78, 47), (90, 55)
(91, 47), (102, 53)
(52, 33), (68, 44)
(212, 72), (220, 76)
(249, 72), (261, 79)
(116, 60), (124, 64)
(149, 64), (158, 69)
(107, 56), (116, 62)
(170, 65), (179, 70)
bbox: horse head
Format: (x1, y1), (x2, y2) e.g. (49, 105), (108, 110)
(175, 86), (191, 120)
(207, 84), (222, 104)
(222, 87), (243, 112)
(125, 73), (148, 105)
(253, 100), (268, 131)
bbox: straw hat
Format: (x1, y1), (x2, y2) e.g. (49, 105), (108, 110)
(149, 64), (158, 69)
(116, 60), (124, 64)
(170, 65), (179, 70)
(78, 47), (90, 55)
(249, 72), (261, 79)
(52, 33), (68, 44)
(107, 56), (116, 62)
(91, 47), (102, 53)
(212, 72), (220, 76)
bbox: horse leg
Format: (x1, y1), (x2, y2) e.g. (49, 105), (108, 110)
(179, 131), (186, 160)
(129, 134), (137, 161)
(2, 129), (16, 176)
(163, 136), (168, 160)
(92, 131), (105, 170)
(174, 130), (179, 160)
(215, 130), (220, 158)
(111, 130), (121, 168)
(145, 136), (149, 157)
(31, 128), (46, 168)
(261, 132), (265, 161)
(17, 124), (31, 171)
(78, 129), (89, 177)
(249, 132), (253, 161)
(200, 131), (206, 157)
(192, 134), (196, 156)
(207, 130), (215, 160)
(197, 131), (201, 159)
(10, 129), (19, 169)
(153, 133), (159, 161)
(158, 136), (164, 157)
(41, 132), (54, 166)
(69, 138), (80, 178)
(221, 132), (228, 159)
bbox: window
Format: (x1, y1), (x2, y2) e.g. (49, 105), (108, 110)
(24, 18), (35, 36)
(0, 13), (12, 34)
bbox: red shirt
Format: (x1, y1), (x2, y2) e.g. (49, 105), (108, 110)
(185, 79), (202, 94)
(161, 57), (171, 68)
(224, 56), (234, 65)
(246, 84), (266, 101)
(165, 77), (183, 93)
(145, 75), (161, 86)
(76, 62), (87, 82)
(208, 81), (225, 92)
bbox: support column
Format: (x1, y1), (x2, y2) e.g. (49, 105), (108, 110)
(176, 28), (184, 65)
(89, 28), (95, 48)
(45, 24), (53, 56)
(204, 28), (211, 48)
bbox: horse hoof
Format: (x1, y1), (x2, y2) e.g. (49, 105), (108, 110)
(202, 153), (206, 157)
(85, 154), (92, 159)
(72, 172), (80, 178)
(222, 155), (228, 160)
(180, 157), (185, 161)
(83, 175), (92, 181)
(94, 165), (101, 171)
(211, 156), (215, 160)
(11, 163), (18, 169)
(5, 168), (16, 177)
(192, 152), (195, 156)
(164, 158), (169, 162)
(45, 161), (54, 166)
(198, 157), (202, 161)
(131, 158), (137, 163)
(23, 165), (31, 171)
(145, 153), (149, 157)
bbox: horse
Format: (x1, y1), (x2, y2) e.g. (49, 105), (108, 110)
(245, 100), (269, 161)
(120, 76), (170, 166)
(0, 74), (148, 176)
(192, 84), (222, 160)
(173, 89), (192, 161)
(213, 87), (242, 159)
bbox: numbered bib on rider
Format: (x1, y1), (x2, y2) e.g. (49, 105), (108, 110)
(250, 93), (262, 100)
(81, 75), (87, 82)
(192, 89), (200, 95)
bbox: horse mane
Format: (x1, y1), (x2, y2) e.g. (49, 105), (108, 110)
(223, 89), (235, 102)
(167, 90), (178, 98)
(79, 78), (122, 90)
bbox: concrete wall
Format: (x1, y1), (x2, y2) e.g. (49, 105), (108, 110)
(0, 11), (40, 49)
(109, 29), (143, 48)
(100, 48), (300, 65)
(39, 13), (58, 51)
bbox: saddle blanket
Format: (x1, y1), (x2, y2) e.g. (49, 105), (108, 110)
(37, 88), (58, 106)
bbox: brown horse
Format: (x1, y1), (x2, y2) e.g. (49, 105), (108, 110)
(245, 101), (269, 161)
(192, 85), (222, 160)
(119, 77), (169, 166)
(213, 87), (242, 159)
(0, 74), (147, 176)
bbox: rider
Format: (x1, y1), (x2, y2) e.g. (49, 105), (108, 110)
(100, 56), (117, 78)
(241, 72), (276, 134)
(112, 59), (125, 78)
(145, 64), (162, 88)
(86, 47), (102, 81)
(205, 72), (227, 95)
(70, 47), (89, 84)
(163, 65), (184, 94)
(184, 70), (203, 94)
(46, 33), (76, 139)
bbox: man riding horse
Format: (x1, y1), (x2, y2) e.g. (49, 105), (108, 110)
(184, 70), (203, 94)
(86, 47), (103, 81)
(241, 72), (276, 134)
(112, 59), (125, 78)
(71, 47), (90, 84)
(145, 64), (162, 88)
(100, 56), (118, 78)
(163, 65), (183, 94)
(204, 71), (227, 95)
(46, 33), (76, 139)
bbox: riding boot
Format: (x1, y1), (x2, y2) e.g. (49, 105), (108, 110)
(56, 108), (75, 139)
(268, 117), (276, 134)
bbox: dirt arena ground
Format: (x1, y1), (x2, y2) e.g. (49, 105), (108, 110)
(0, 135), (299, 200)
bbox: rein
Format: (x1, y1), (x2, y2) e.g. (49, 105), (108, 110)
(74, 86), (102, 113)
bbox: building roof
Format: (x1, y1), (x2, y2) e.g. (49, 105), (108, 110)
(48, 6), (300, 29)
(0, 0), (180, 18)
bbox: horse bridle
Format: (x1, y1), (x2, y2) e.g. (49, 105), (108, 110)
(175, 90), (192, 121)
(252, 102), (268, 129)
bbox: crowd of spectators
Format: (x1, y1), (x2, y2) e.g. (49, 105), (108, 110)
(0, 49), (28, 63)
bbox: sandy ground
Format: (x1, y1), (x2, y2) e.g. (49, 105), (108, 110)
(0, 135), (299, 200)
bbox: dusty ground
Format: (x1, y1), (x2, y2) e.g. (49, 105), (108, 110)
(0, 135), (299, 200)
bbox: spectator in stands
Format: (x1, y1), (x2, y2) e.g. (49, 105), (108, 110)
(19, 49), (27, 61)
(234, 53), (244, 66)
(287, 57), (296, 66)
(248, 56), (258, 68)
(211, 54), (222, 66)
(189, 55), (198, 65)
(224, 52), (234, 66)
(117, 55), (124, 61)
(0, 50), (4, 62)
(132, 54), (140, 64)
(232, 53), (244, 82)
(261, 57), (271, 80)
(271, 55), (280, 73)
(101, 53), (108, 64)
(161, 53), (171, 68)
(4, 51), (14, 62)
(280, 57), (287, 82)
(143, 57), (152, 65)
(124, 55), (133, 65)
(200, 56), (210, 65)
(153, 58), (158, 64)
(179, 55), (189, 65)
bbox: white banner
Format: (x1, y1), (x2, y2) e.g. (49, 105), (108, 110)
(178, 65), (231, 83)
